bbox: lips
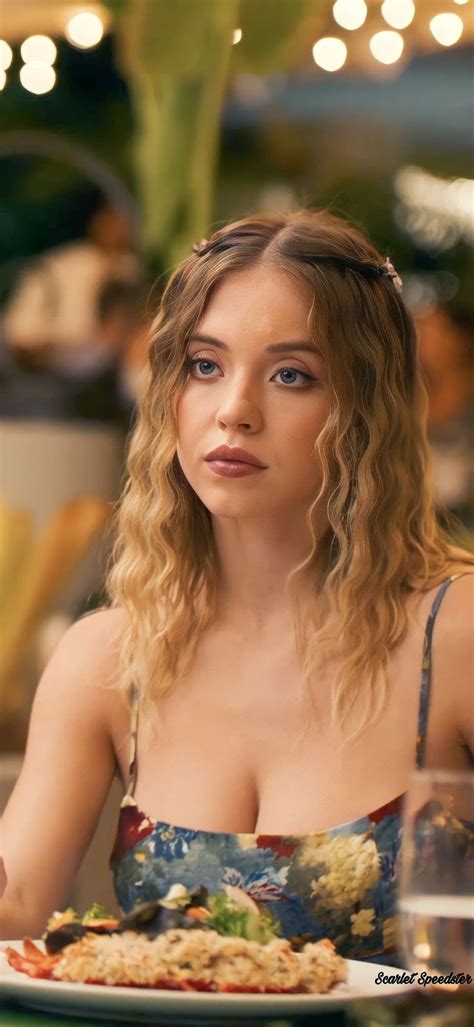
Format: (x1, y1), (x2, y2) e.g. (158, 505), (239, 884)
(205, 446), (266, 468)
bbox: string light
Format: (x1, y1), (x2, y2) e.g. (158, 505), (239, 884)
(381, 0), (416, 30)
(2, 0), (467, 103)
(21, 36), (57, 66)
(66, 12), (104, 49)
(0, 40), (13, 71)
(429, 13), (463, 45)
(312, 37), (347, 71)
(20, 63), (56, 94)
(370, 30), (404, 63)
(332, 0), (367, 30)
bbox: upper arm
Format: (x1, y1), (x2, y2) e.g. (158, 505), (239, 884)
(432, 573), (474, 760)
(0, 609), (127, 930)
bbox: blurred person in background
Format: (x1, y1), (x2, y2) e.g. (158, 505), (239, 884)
(0, 202), (148, 424)
(0, 278), (148, 427)
(415, 301), (473, 534)
(67, 280), (149, 430)
(1, 191), (142, 380)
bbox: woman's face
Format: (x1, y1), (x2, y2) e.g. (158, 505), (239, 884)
(176, 265), (329, 520)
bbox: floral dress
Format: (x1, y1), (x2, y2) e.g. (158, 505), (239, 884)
(111, 576), (463, 967)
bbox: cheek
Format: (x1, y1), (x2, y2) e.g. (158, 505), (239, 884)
(177, 377), (213, 411)
(176, 390), (200, 442)
(277, 406), (328, 489)
(175, 391), (209, 479)
(173, 381), (187, 431)
(280, 401), (328, 449)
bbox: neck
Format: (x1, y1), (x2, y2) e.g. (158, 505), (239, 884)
(211, 514), (318, 631)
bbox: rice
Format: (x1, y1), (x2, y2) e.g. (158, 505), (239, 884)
(52, 929), (347, 993)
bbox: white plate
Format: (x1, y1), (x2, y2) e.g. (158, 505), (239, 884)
(0, 942), (414, 1021)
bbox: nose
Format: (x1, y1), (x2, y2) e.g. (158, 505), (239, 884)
(215, 378), (263, 433)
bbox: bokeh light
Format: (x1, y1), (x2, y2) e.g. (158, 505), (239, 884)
(66, 12), (104, 49)
(395, 166), (474, 250)
(429, 13), (463, 46)
(381, 0), (416, 30)
(0, 69), (6, 91)
(370, 30), (404, 64)
(233, 28), (243, 45)
(20, 36), (57, 66)
(20, 63), (56, 95)
(312, 37), (347, 71)
(332, 0), (367, 31)
(0, 40), (13, 71)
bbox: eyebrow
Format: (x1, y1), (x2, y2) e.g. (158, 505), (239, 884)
(189, 332), (321, 356)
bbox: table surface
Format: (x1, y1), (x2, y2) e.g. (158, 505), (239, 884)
(0, 1002), (345, 1027)
(1, 991), (473, 1027)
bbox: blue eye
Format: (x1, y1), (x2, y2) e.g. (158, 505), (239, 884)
(190, 358), (216, 375)
(275, 368), (313, 386)
(186, 357), (316, 387)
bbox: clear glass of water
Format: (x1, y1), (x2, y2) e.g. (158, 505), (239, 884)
(399, 769), (474, 977)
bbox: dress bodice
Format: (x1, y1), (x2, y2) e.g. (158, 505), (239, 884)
(110, 576), (464, 966)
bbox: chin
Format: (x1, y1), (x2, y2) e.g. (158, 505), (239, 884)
(199, 496), (265, 519)
(195, 486), (287, 521)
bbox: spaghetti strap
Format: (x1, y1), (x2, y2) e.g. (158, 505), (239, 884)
(416, 573), (466, 768)
(125, 682), (140, 798)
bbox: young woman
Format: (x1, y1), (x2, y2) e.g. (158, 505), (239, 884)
(1, 210), (472, 966)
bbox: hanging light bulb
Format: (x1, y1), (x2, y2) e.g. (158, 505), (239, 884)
(312, 37), (347, 71)
(370, 30), (404, 64)
(0, 40), (13, 71)
(20, 63), (56, 94)
(232, 28), (242, 45)
(332, 0), (367, 30)
(21, 35), (57, 65)
(429, 13), (463, 45)
(66, 12), (104, 49)
(381, 0), (415, 30)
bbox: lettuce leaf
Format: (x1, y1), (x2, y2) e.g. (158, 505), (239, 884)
(205, 892), (280, 944)
(82, 902), (114, 923)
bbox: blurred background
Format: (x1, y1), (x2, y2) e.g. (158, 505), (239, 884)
(0, 0), (472, 755)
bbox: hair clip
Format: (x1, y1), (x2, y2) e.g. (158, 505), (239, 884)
(384, 257), (403, 293)
(192, 239), (209, 255)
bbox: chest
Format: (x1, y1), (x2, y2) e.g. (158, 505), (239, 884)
(112, 601), (460, 834)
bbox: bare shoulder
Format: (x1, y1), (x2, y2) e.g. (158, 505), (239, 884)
(433, 572), (474, 642)
(54, 606), (128, 663)
(33, 607), (129, 725)
(66, 606), (129, 645)
(431, 572), (474, 755)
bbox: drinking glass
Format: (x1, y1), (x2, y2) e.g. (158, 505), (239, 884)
(399, 769), (474, 978)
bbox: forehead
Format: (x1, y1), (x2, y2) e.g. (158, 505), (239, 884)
(197, 266), (313, 341)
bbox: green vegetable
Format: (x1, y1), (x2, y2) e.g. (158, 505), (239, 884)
(82, 902), (114, 923)
(206, 892), (280, 944)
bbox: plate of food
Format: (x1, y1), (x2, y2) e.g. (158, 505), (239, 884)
(0, 886), (414, 1020)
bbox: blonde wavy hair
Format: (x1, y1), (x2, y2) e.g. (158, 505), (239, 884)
(106, 209), (472, 738)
